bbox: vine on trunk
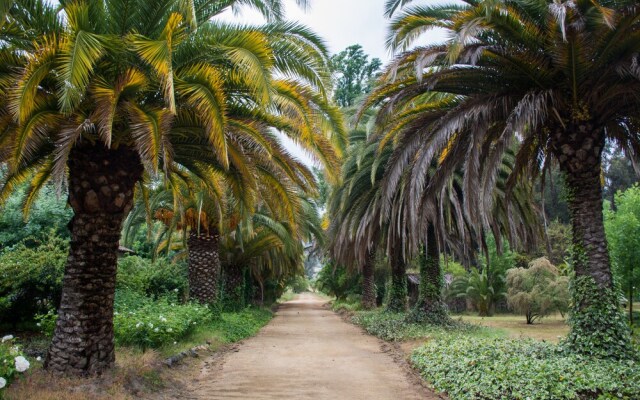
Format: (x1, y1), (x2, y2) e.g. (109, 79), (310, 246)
(562, 276), (635, 360)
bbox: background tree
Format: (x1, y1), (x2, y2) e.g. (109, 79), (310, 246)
(506, 257), (570, 324)
(331, 44), (381, 108)
(605, 185), (640, 327)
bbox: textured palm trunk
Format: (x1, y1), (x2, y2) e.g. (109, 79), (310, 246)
(45, 144), (142, 375)
(551, 121), (610, 285)
(551, 121), (632, 357)
(409, 224), (450, 324)
(223, 264), (245, 311)
(386, 246), (407, 312)
(361, 249), (376, 310)
(187, 226), (221, 304)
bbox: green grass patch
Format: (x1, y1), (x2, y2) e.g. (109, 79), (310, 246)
(157, 308), (272, 357)
(412, 337), (640, 399)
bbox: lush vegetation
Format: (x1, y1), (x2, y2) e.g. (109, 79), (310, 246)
(412, 338), (640, 400)
(1, 0), (640, 397)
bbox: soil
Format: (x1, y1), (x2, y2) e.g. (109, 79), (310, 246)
(174, 293), (438, 399)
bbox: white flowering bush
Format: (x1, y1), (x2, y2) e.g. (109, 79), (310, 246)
(113, 290), (213, 349)
(0, 335), (31, 394)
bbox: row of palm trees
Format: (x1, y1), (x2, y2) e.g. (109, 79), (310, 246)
(329, 0), (638, 357)
(0, 0), (343, 375)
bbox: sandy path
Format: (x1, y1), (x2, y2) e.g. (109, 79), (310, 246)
(182, 293), (436, 399)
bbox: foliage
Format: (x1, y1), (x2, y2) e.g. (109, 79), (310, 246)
(287, 275), (310, 294)
(330, 44), (381, 107)
(0, 185), (72, 250)
(603, 146), (638, 207)
(506, 258), (570, 324)
(207, 308), (272, 343)
(562, 277), (635, 360)
(460, 267), (506, 317)
(315, 262), (361, 301)
(351, 310), (497, 342)
(0, 336), (32, 396)
(116, 256), (188, 300)
(605, 185), (640, 325)
(541, 221), (573, 267)
(0, 235), (67, 325)
(411, 337), (640, 400)
(113, 290), (213, 350)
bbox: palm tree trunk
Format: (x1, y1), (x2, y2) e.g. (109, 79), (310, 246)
(361, 248), (377, 310)
(187, 226), (221, 304)
(223, 264), (245, 311)
(409, 224), (450, 324)
(386, 246), (407, 312)
(551, 122), (632, 357)
(45, 144), (143, 375)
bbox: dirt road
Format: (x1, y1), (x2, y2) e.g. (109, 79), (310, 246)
(183, 293), (436, 399)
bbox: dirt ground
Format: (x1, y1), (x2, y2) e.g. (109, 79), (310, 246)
(175, 293), (438, 400)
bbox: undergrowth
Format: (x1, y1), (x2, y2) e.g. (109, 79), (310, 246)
(412, 337), (640, 400)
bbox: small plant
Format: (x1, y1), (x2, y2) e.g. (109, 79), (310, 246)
(0, 336), (32, 395)
(0, 235), (67, 325)
(114, 290), (213, 350)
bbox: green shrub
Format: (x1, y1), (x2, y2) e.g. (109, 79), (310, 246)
(506, 257), (570, 324)
(315, 261), (361, 300)
(0, 236), (67, 325)
(411, 337), (640, 399)
(209, 309), (273, 343)
(113, 290), (212, 350)
(0, 336), (33, 395)
(0, 185), (72, 250)
(351, 310), (492, 342)
(117, 256), (188, 299)
(287, 275), (310, 293)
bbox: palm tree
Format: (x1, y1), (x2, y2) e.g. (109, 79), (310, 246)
(0, 0), (342, 375)
(378, 0), (639, 357)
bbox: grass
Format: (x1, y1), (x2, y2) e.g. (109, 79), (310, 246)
(454, 313), (569, 342)
(5, 349), (162, 400)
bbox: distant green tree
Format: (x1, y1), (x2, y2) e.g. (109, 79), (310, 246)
(331, 44), (381, 107)
(506, 258), (570, 324)
(315, 261), (361, 301)
(605, 185), (640, 326)
(0, 184), (72, 250)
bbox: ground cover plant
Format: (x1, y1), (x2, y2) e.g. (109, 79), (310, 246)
(411, 337), (640, 400)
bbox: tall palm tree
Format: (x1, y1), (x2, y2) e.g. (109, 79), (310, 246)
(0, 0), (343, 375)
(379, 0), (639, 356)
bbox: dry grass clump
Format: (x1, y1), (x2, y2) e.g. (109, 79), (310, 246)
(5, 349), (176, 400)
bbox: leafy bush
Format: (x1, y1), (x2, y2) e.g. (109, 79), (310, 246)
(506, 257), (570, 324)
(351, 310), (492, 342)
(0, 236), (67, 325)
(113, 290), (212, 350)
(287, 275), (310, 293)
(315, 261), (361, 300)
(0, 336), (32, 394)
(411, 337), (640, 400)
(0, 184), (72, 250)
(208, 308), (273, 343)
(117, 256), (188, 299)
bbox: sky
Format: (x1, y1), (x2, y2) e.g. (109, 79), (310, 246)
(218, 0), (395, 63)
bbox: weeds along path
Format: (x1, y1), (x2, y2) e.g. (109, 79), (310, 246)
(180, 293), (436, 399)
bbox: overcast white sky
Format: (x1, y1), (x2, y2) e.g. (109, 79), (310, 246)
(218, 0), (394, 63)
